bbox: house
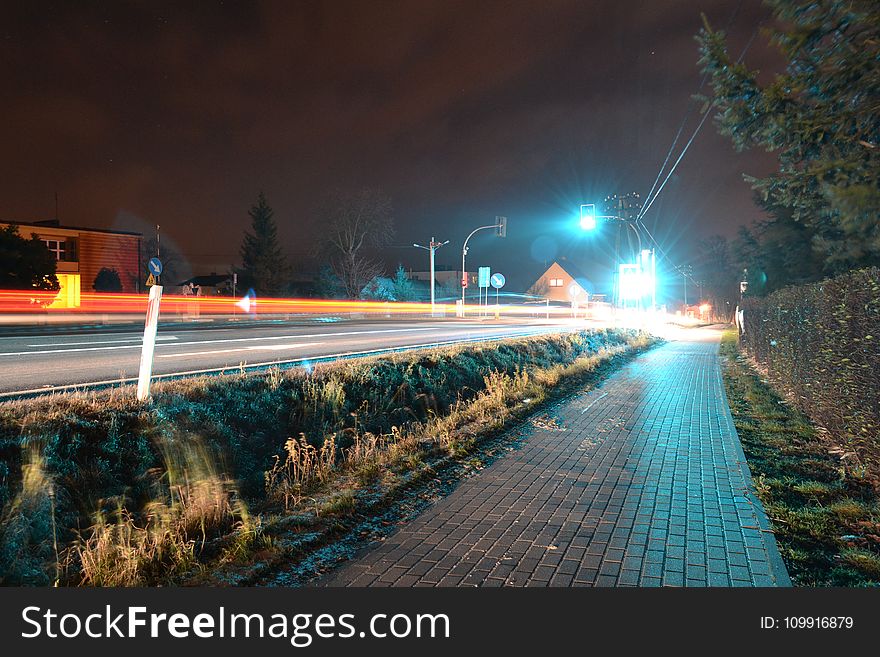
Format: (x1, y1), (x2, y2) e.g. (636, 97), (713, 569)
(176, 273), (236, 296)
(527, 259), (594, 303)
(0, 218), (142, 307)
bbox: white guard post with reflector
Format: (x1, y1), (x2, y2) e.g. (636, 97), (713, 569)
(136, 285), (163, 401)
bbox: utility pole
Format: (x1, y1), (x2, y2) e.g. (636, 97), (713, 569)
(156, 224), (161, 285)
(413, 237), (449, 315)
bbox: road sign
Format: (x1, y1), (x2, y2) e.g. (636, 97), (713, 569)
(148, 257), (163, 276)
(478, 266), (490, 288)
(568, 282), (583, 299)
(235, 291), (254, 313)
(490, 272), (505, 289)
(145, 273), (155, 287)
(461, 276), (468, 289)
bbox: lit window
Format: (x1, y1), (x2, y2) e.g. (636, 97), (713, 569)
(44, 240), (66, 261)
(549, 278), (564, 287)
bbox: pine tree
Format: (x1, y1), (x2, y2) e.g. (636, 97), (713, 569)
(391, 265), (415, 301)
(697, 1), (880, 272)
(239, 192), (289, 296)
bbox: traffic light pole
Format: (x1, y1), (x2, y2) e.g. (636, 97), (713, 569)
(460, 218), (506, 308)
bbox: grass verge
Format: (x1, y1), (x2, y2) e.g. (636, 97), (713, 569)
(720, 329), (880, 586)
(0, 328), (656, 586)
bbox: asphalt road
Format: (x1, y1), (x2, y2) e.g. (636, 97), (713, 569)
(0, 318), (578, 396)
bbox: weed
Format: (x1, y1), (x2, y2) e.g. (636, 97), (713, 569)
(319, 491), (355, 517)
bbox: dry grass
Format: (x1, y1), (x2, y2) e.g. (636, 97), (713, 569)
(0, 447), (59, 585)
(73, 436), (250, 586)
(0, 328), (656, 586)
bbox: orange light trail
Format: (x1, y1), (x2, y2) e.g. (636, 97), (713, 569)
(0, 289), (578, 319)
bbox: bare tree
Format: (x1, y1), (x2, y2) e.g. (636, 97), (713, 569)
(316, 188), (394, 298)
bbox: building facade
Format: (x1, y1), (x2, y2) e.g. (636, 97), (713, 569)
(0, 219), (143, 306)
(528, 260), (591, 304)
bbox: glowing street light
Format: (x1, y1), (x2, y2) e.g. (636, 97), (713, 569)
(580, 204), (597, 231)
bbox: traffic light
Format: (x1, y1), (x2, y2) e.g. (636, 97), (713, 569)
(496, 216), (507, 237)
(580, 204), (597, 231)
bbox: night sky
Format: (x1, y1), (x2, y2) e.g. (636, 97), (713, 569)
(1, 0), (780, 294)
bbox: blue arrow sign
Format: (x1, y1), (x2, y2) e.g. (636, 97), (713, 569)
(148, 257), (163, 276)
(490, 273), (505, 289)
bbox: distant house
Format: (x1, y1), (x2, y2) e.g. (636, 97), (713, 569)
(0, 218), (142, 307)
(177, 273), (234, 296)
(528, 259), (593, 303)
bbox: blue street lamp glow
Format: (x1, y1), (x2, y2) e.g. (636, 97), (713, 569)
(579, 204), (597, 231)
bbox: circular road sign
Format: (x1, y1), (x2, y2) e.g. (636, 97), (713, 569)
(148, 257), (163, 276)
(490, 273), (505, 289)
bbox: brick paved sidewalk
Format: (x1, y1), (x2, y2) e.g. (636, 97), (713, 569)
(318, 327), (791, 587)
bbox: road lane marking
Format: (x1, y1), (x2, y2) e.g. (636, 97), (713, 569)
(0, 327), (573, 397)
(26, 335), (179, 347)
(0, 327), (436, 356)
(158, 342), (322, 358)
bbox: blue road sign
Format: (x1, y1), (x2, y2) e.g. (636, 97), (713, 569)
(490, 272), (506, 289)
(478, 266), (491, 288)
(148, 257), (163, 276)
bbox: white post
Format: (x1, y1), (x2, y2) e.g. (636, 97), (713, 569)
(430, 236), (436, 316)
(137, 285), (163, 401)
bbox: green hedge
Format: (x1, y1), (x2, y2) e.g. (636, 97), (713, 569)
(740, 267), (880, 444)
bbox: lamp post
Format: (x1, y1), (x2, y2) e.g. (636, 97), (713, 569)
(413, 237), (449, 315)
(461, 217), (507, 308)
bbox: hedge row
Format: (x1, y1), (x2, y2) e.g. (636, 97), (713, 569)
(740, 267), (880, 445)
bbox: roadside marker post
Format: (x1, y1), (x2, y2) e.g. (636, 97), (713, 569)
(136, 284), (163, 401)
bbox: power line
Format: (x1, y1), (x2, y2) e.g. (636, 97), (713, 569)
(638, 2), (743, 216)
(633, 21), (761, 294)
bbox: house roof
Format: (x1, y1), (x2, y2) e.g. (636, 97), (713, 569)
(0, 219), (142, 237)
(178, 274), (232, 287)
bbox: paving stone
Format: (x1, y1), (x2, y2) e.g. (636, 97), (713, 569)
(317, 331), (790, 588)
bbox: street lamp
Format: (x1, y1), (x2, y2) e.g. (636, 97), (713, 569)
(461, 217), (507, 308)
(413, 237), (449, 315)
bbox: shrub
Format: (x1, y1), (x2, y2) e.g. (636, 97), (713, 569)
(740, 267), (880, 448)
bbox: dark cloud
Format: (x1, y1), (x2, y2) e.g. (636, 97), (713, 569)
(0, 0), (780, 290)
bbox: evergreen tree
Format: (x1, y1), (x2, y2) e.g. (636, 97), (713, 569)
(314, 265), (344, 299)
(732, 197), (825, 296)
(391, 265), (415, 301)
(697, 1), (880, 272)
(239, 192), (289, 296)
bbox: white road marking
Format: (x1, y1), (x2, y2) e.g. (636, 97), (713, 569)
(158, 342), (322, 358)
(0, 327), (435, 357)
(26, 335), (179, 347)
(0, 328), (568, 398)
